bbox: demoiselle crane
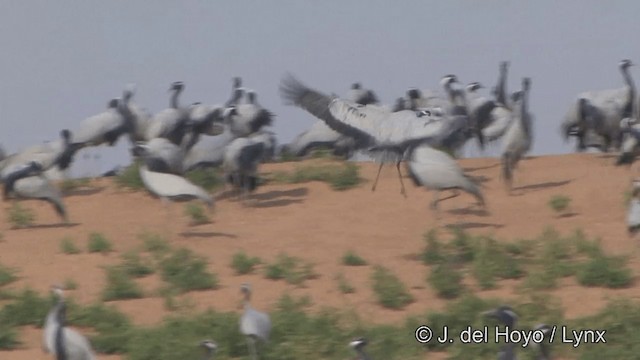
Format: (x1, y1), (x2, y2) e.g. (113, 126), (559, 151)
(502, 78), (533, 189)
(145, 81), (192, 145)
(200, 340), (218, 360)
(240, 283), (271, 360)
(43, 285), (96, 360)
(279, 74), (470, 197)
(483, 305), (519, 360)
(3, 161), (67, 223)
(349, 337), (372, 360)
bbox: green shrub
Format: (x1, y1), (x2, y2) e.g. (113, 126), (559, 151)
(115, 161), (144, 190)
(0, 264), (17, 287)
(264, 253), (317, 286)
(0, 324), (18, 350)
(0, 288), (51, 327)
(184, 203), (210, 225)
(102, 267), (144, 301)
(120, 251), (154, 278)
(577, 254), (633, 288)
(422, 230), (445, 265)
(371, 265), (414, 309)
(273, 162), (362, 190)
(7, 203), (35, 228)
(230, 251), (262, 275)
(60, 236), (81, 254)
(184, 168), (222, 191)
(160, 248), (218, 292)
(342, 250), (368, 266)
(548, 194), (571, 214)
(63, 278), (78, 290)
(335, 273), (356, 294)
(87, 232), (113, 254)
(428, 263), (465, 299)
(140, 232), (171, 256)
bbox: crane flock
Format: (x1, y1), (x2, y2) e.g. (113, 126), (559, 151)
(2, 59), (640, 359)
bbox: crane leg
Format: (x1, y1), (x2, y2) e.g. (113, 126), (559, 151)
(396, 160), (407, 198)
(246, 337), (258, 360)
(371, 162), (384, 192)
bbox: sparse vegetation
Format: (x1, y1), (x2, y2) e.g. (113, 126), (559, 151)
(428, 262), (465, 299)
(230, 251), (262, 275)
(7, 203), (35, 229)
(102, 266), (144, 301)
(264, 253), (317, 286)
(60, 177), (92, 193)
(140, 232), (171, 257)
(270, 162), (362, 190)
(160, 248), (218, 292)
(0, 264), (17, 287)
(120, 251), (154, 278)
(335, 273), (356, 294)
(341, 250), (368, 266)
(60, 236), (81, 254)
(64, 278), (78, 290)
(371, 265), (414, 309)
(87, 232), (113, 254)
(577, 253), (633, 288)
(115, 161), (144, 190)
(548, 194), (572, 216)
(184, 203), (210, 225)
(184, 168), (223, 191)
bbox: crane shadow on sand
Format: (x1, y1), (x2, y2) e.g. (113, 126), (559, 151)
(180, 230), (237, 239)
(463, 163), (500, 173)
(445, 222), (504, 230)
(510, 179), (572, 195)
(14, 222), (80, 230)
(224, 187), (308, 208)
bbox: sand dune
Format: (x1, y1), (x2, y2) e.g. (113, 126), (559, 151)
(0, 153), (638, 359)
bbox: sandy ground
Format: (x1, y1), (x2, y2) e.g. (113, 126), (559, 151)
(1, 153), (639, 359)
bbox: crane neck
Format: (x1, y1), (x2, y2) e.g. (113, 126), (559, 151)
(621, 65), (636, 118)
(496, 67), (508, 106)
(357, 348), (371, 360)
(170, 87), (183, 109)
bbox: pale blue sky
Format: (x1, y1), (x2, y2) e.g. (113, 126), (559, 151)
(1, 1), (639, 174)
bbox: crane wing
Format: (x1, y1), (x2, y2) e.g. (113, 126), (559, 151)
(279, 74), (376, 147)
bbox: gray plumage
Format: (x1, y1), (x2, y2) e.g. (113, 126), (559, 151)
(406, 144), (484, 210)
(240, 283), (271, 360)
(466, 82), (498, 135)
(279, 74), (470, 196)
(73, 96), (134, 147)
(224, 94), (274, 137)
(349, 337), (372, 360)
(182, 125), (237, 171)
(43, 285), (96, 360)
(132, 138), (185, 175)
(223, 136), (267, 200)
(136, 146), (213, 208)
(3, 161), (67, 222)
(531, 324), (552, 360)
(616, 117), (640, 165)
(628, 179), (640, 234)
(562, 59), (635, 152)
(502, 78), (533, 189)
(482, 91), (523, 143)
(145, 81), (192, 145)
(225, 77), (245, 107)
(281, 119), (357, 158)
(0, 129), (79, 180)
(123, 84), (154, 144)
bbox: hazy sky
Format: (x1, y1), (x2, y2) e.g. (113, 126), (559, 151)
(1, 1), (639, 175)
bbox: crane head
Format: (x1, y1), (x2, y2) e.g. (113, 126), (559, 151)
(108, 98), (120, 109)
(466, 82), (483, 92)
(169, 81), (185, 92)
(349, 337), (368, 349)
(351, 82), (361, 90)
(440, 74), (458, 87)
(620, 59), (634, 68)
(223, 106), (238, 120)
(482, 305), (518, 326)
(233, 77), (242, 89)
(200, 340), (218, 353)
(50, 283), (65, 299)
